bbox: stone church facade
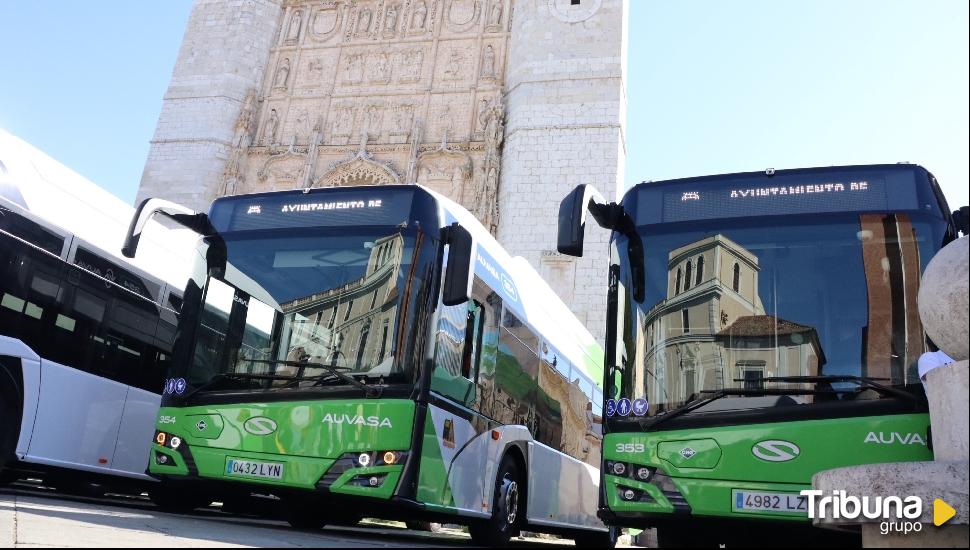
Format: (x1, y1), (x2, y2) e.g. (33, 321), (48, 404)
(138, 0), (627, 343)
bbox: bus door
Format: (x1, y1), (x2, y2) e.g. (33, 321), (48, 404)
(421, 297), (488, 512)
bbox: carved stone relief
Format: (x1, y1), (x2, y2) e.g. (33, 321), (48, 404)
(273, 58), (291, 90)
(485, 0), (504, 31)
(408, 0), (430, 34)
(447, 0), (481, 33)
(481, 44), (497, 79)
(388, 104), (415, 142)
(361, 104), (384, 140)
(258, 146), (307, 190)
(221, 88), (258, 196)
(398, 48), (424, 83)
(367, 52), (391, 83)
(442, 48), (465, 81)
(383, 3), (402, 38)
(417, 138), (473, 202)
(343, 53), (364, 84)
(247, 0), (508, 228)
(309, 3), (343, 42)
(262, 108), (281, 146)
(315, 138), (402, 187)
(475, 100), (504, 232)
(330, 105), (356, 142)
(284, 9), (303, 44)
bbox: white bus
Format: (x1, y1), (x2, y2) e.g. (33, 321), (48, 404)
(128, 184), (617, 545)
(0, 130), (194, 496)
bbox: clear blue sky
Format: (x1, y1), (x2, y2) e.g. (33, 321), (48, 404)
(1, 1), (967, 208)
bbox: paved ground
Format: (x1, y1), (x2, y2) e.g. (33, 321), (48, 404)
(0, 485), (589, 548)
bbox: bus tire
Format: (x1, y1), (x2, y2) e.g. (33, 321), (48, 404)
(573, 525), (620, 548)
(148, 485), (213, 513)
(469, 454), (522, 547)
(656, 525), (711, 548)
(0, 366), (22, 474)
(284, 498), (327, 530)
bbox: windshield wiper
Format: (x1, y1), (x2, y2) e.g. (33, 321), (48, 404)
(741, 375), (918, 402)
(247, 359), (382, 398)
(180, 372), (273, 401)
(639, 387), (826, 432)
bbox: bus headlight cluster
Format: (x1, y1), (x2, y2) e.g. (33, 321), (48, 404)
(605, 460), (655, 483)
(355, 451), (408, 467)
(154, 431), (184, 452)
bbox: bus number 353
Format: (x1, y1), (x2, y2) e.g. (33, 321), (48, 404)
(616, 443), (645, 453)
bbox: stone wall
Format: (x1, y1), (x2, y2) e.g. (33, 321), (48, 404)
(500, 0), (627, 340)
(138, 0), (629, 345)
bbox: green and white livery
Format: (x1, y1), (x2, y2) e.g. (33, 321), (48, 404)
(558, 164), (965, 547)
(125, 184), (615, 546)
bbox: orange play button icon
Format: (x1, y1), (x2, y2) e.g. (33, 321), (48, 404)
(934, 499), (956, 527)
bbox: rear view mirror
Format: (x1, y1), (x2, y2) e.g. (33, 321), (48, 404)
(442, 223), (475, 306)
(122, 197), (213, 258)
(557, 185), (608, 257)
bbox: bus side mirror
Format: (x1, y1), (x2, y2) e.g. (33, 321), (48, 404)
(558, 185), (608, 257)
(442, 223), (475, 307)
(122, 197), (213, 258)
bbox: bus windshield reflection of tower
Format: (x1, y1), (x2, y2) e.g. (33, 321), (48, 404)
(638, 234), (826, 410)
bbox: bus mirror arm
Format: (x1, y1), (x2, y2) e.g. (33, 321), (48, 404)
(441, 223), (475, 307)
(122, 197), (214, 258)
(558, 184), (645, 302)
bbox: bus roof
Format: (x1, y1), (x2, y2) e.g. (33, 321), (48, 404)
(424, 186), (605, 384)
(0, 129), (196, 289)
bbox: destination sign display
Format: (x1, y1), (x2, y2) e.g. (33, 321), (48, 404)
(210, 188), (419, 232)
(632, 168), (923, 225)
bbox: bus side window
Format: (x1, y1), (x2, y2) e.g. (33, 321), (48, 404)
(0, 230), (65, 360)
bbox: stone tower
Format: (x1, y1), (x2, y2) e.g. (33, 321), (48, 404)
(138, 0), (627, 343)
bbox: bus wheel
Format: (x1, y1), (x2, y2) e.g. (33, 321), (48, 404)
(148, 486), (213, 513)
(284, 498), (327, 530)
(0, 380), (20, 474)
(656, 525), (712, 548)
(574, 525), (620, 548)
(469, 454), (522, 547)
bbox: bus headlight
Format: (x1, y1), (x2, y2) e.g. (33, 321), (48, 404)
(611, 461), (626, 475)
(623, 489), (636, 501)
(155, 432), (167, 446)
(357, 453), (371, 467)
(169, 436), (182, 450)
(382, 451), (398, 465)
(636, 466), (652, 481)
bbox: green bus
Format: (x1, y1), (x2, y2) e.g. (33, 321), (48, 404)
(123, 184), (617, 546)
(557, 164), (966, 546)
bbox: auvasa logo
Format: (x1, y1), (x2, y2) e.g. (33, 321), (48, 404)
(864, 432), (927, 446)
(321, 413), (393, 428)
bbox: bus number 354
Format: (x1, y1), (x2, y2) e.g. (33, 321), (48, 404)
(616, 443), (646, 453)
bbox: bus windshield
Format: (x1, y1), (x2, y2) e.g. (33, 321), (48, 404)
(609, 167), (951, 419)
(181, 226), (433, 397)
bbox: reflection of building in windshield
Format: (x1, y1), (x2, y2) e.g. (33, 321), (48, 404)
(279, 234), (404, 374)
(859, 214), (923, 383)
(641, 235), (824, 410)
